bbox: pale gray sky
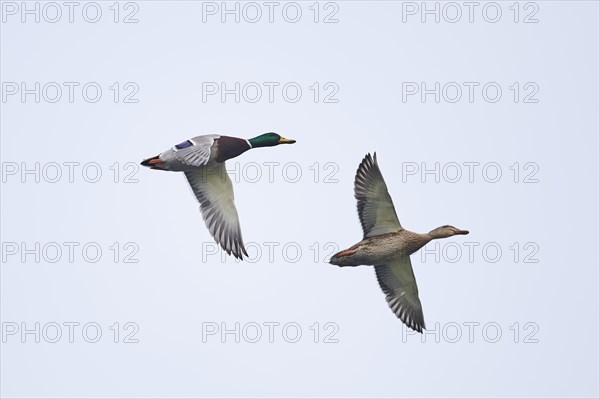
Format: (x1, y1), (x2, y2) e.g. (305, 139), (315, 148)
(1, 1), (599, 398)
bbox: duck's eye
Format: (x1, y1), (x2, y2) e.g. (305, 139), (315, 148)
(175, 140), (193, 150)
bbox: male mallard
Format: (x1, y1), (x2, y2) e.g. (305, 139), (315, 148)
(141, 132), (296, 260)
(330, 153), (469, 333)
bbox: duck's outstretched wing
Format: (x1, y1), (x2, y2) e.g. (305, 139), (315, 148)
(174, 134), (220, 167)
(354, 153), (403, 238)
(184, 162), (248, 260)
(375, 257), (425, 333)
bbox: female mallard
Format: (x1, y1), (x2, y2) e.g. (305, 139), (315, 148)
(330, 153), (469, 333)
(141, 132), (296, 260)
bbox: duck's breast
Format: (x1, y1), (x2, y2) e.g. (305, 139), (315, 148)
(214, 136), (252, 163)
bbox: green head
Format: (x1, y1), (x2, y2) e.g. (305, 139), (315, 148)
(248, 132), (296, 148)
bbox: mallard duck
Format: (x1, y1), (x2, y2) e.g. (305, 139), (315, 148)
(330, 153), (469, 333)
(141, 133), (296, 260)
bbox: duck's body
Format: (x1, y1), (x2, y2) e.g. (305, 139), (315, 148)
(141, 132), (295, 260)
(330, 231), (430, 267)
(330, 153), (469, 333)
(142, 135), (258, 172)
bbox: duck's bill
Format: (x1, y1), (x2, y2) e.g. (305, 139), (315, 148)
(279, 137), (296, 144)
(455, 229), (470, 235)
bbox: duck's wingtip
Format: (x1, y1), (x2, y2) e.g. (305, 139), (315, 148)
(362, 152), (378, 165)
(406, 323), (425, 334)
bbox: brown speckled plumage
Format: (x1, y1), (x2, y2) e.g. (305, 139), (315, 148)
(330, 231), (431, 267)
(330, 153), (469, 333)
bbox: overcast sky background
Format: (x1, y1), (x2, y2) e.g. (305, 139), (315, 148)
(1, 1), (599, 398)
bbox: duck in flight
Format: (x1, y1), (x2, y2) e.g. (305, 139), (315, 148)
(330, 153), (469, 333)
(141, 133), (296, 260)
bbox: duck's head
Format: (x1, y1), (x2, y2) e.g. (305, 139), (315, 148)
(428, 225), (470, 239)
(248, 132), (296, 148)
